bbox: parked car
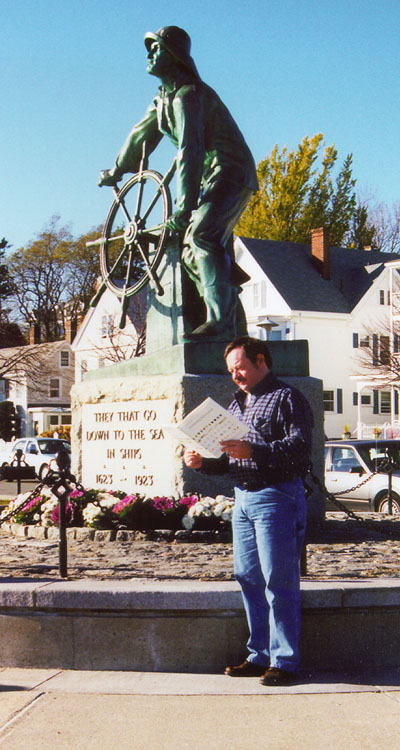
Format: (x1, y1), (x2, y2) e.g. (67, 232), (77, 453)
(324, 439), (400, 513)
(0, 438), (71, 480)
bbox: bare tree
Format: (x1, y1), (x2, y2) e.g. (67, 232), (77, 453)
(0, 342), (74, 397)
(89, 294), (147, 365)
(369, 202), (400, 254)
(353, 314), (400, 387)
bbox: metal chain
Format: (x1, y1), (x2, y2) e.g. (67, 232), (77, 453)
(0, 480), (46, 525)
(306, 467), (400, 538)
(0, 463), (87, 528)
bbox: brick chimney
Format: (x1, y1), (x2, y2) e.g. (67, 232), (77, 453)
(29, 322), (41, 344)
(311, 227), (330, 280)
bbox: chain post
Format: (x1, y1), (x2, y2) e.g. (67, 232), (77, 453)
(15, 449), (23, 495)
(388, 468), (393, 515)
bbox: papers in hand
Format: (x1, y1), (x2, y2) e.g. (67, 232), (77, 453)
(165, 397), (248, 458)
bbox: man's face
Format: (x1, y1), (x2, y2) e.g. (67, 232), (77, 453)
(147, 41), (175, 78)
(225, 347), (268, 393)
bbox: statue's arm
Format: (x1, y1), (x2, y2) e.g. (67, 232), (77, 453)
(99, 101), (162, 186)
(116, 101), (163, 174)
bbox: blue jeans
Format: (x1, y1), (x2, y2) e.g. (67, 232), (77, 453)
(232, 478), (307, 673)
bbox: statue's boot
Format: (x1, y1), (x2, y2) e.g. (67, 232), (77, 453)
(184, 283), (237, 341)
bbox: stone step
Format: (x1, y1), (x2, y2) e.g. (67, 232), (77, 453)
(1, 579), (399, 672)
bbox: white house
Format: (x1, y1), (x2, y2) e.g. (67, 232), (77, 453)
(71, 287), (146, 383)
(235, 228), (400, 438)
(0, 341), (74, 437)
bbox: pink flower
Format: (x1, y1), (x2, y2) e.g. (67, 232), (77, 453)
(51, 502), (76, 526)
(69, 489), (85, 499)
(113, 494), (138, 515)
(179, 495), (199, 508)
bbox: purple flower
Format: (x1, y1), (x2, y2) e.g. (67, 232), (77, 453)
(151, 496), (174, 512)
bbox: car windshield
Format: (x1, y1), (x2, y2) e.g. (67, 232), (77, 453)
(357, 444), (400, 472)
(37, 440), (71, 455)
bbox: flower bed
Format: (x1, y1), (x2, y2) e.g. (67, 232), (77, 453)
(0, 487), (234, 534)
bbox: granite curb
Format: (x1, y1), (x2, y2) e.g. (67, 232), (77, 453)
(1, 577), (400, 611)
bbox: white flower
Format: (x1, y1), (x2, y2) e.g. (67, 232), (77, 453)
(41, 510), (55, 527)
(222, 508), (233, 522)
(41, 497), (58, 513)
(41, 486), (56, 500)
(215, 494), (234, 504)
(213, 502), (228, 517)
(96, 492), (116, 509)
(182, 514), (195, 530)
(83, 503), (104, 526)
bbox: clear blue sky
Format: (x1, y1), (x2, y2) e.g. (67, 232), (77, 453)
(1, 0), (399, 251)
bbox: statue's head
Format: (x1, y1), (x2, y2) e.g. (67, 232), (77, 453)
(144, 26), (200, 79)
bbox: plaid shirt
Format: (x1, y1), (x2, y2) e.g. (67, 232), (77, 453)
(202, 371), (313, 488)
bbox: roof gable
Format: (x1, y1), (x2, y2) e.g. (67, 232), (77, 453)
(236, 237), (400, 314)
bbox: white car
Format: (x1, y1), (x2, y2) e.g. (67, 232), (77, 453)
(325, 439), (400, 514)
(0, 437), (71, 480)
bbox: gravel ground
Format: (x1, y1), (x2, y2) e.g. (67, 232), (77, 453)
(1, 512), (400, 581)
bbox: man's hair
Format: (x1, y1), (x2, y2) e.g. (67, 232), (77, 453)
(224, 336), (273, 369)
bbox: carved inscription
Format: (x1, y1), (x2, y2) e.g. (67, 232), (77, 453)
(81, 400), (174, 495)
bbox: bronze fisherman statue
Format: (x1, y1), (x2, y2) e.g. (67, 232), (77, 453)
(99, 26), (258, 341)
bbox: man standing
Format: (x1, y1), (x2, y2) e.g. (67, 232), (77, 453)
(99, 26), (258, 341)
(184, 336), (313, 685)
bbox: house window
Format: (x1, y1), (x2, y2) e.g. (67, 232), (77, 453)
(0, 379), (10, 400)
(380, 392), (391, 414)
(101, 315), (114, 338)
(49, 378), (60, 398)
(253, 281), (266, 309)
(360, 335), (369, 347)
(323, 390), (334, 412)
(380, 335), (390, 364)
(60, 350), (69, 367)
(372, 334), (390, 365)
(361, 394), (371, 405)
(61, 415), (71, 425)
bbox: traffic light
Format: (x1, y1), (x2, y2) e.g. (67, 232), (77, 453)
(0, 400), (21, 441)
(9, 404), (21, 439)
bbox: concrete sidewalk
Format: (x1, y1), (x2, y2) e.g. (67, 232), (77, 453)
(1, 667), (399, 749)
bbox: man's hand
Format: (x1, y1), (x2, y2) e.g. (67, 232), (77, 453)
(166, 209), (191, 234)
(183, 448), (203, 469)
(221, 439), (252, 460)
(98, 167), (123, 187)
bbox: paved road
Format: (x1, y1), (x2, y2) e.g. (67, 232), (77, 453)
(0, 667), (400, 749)
(0, 478), (39, 502)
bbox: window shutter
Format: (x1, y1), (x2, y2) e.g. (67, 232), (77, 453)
(352, 333), (359, 348)
(337, 389), (343, 414)
(372, 335), (379, 366)
(373, 390), (379, 414)
(395, 390), (399, 416)
(353, 392), (358, 406)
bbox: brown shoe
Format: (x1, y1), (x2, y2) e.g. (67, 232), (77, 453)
(260, 667), (299, 686)
(224, 660), (266, 677)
